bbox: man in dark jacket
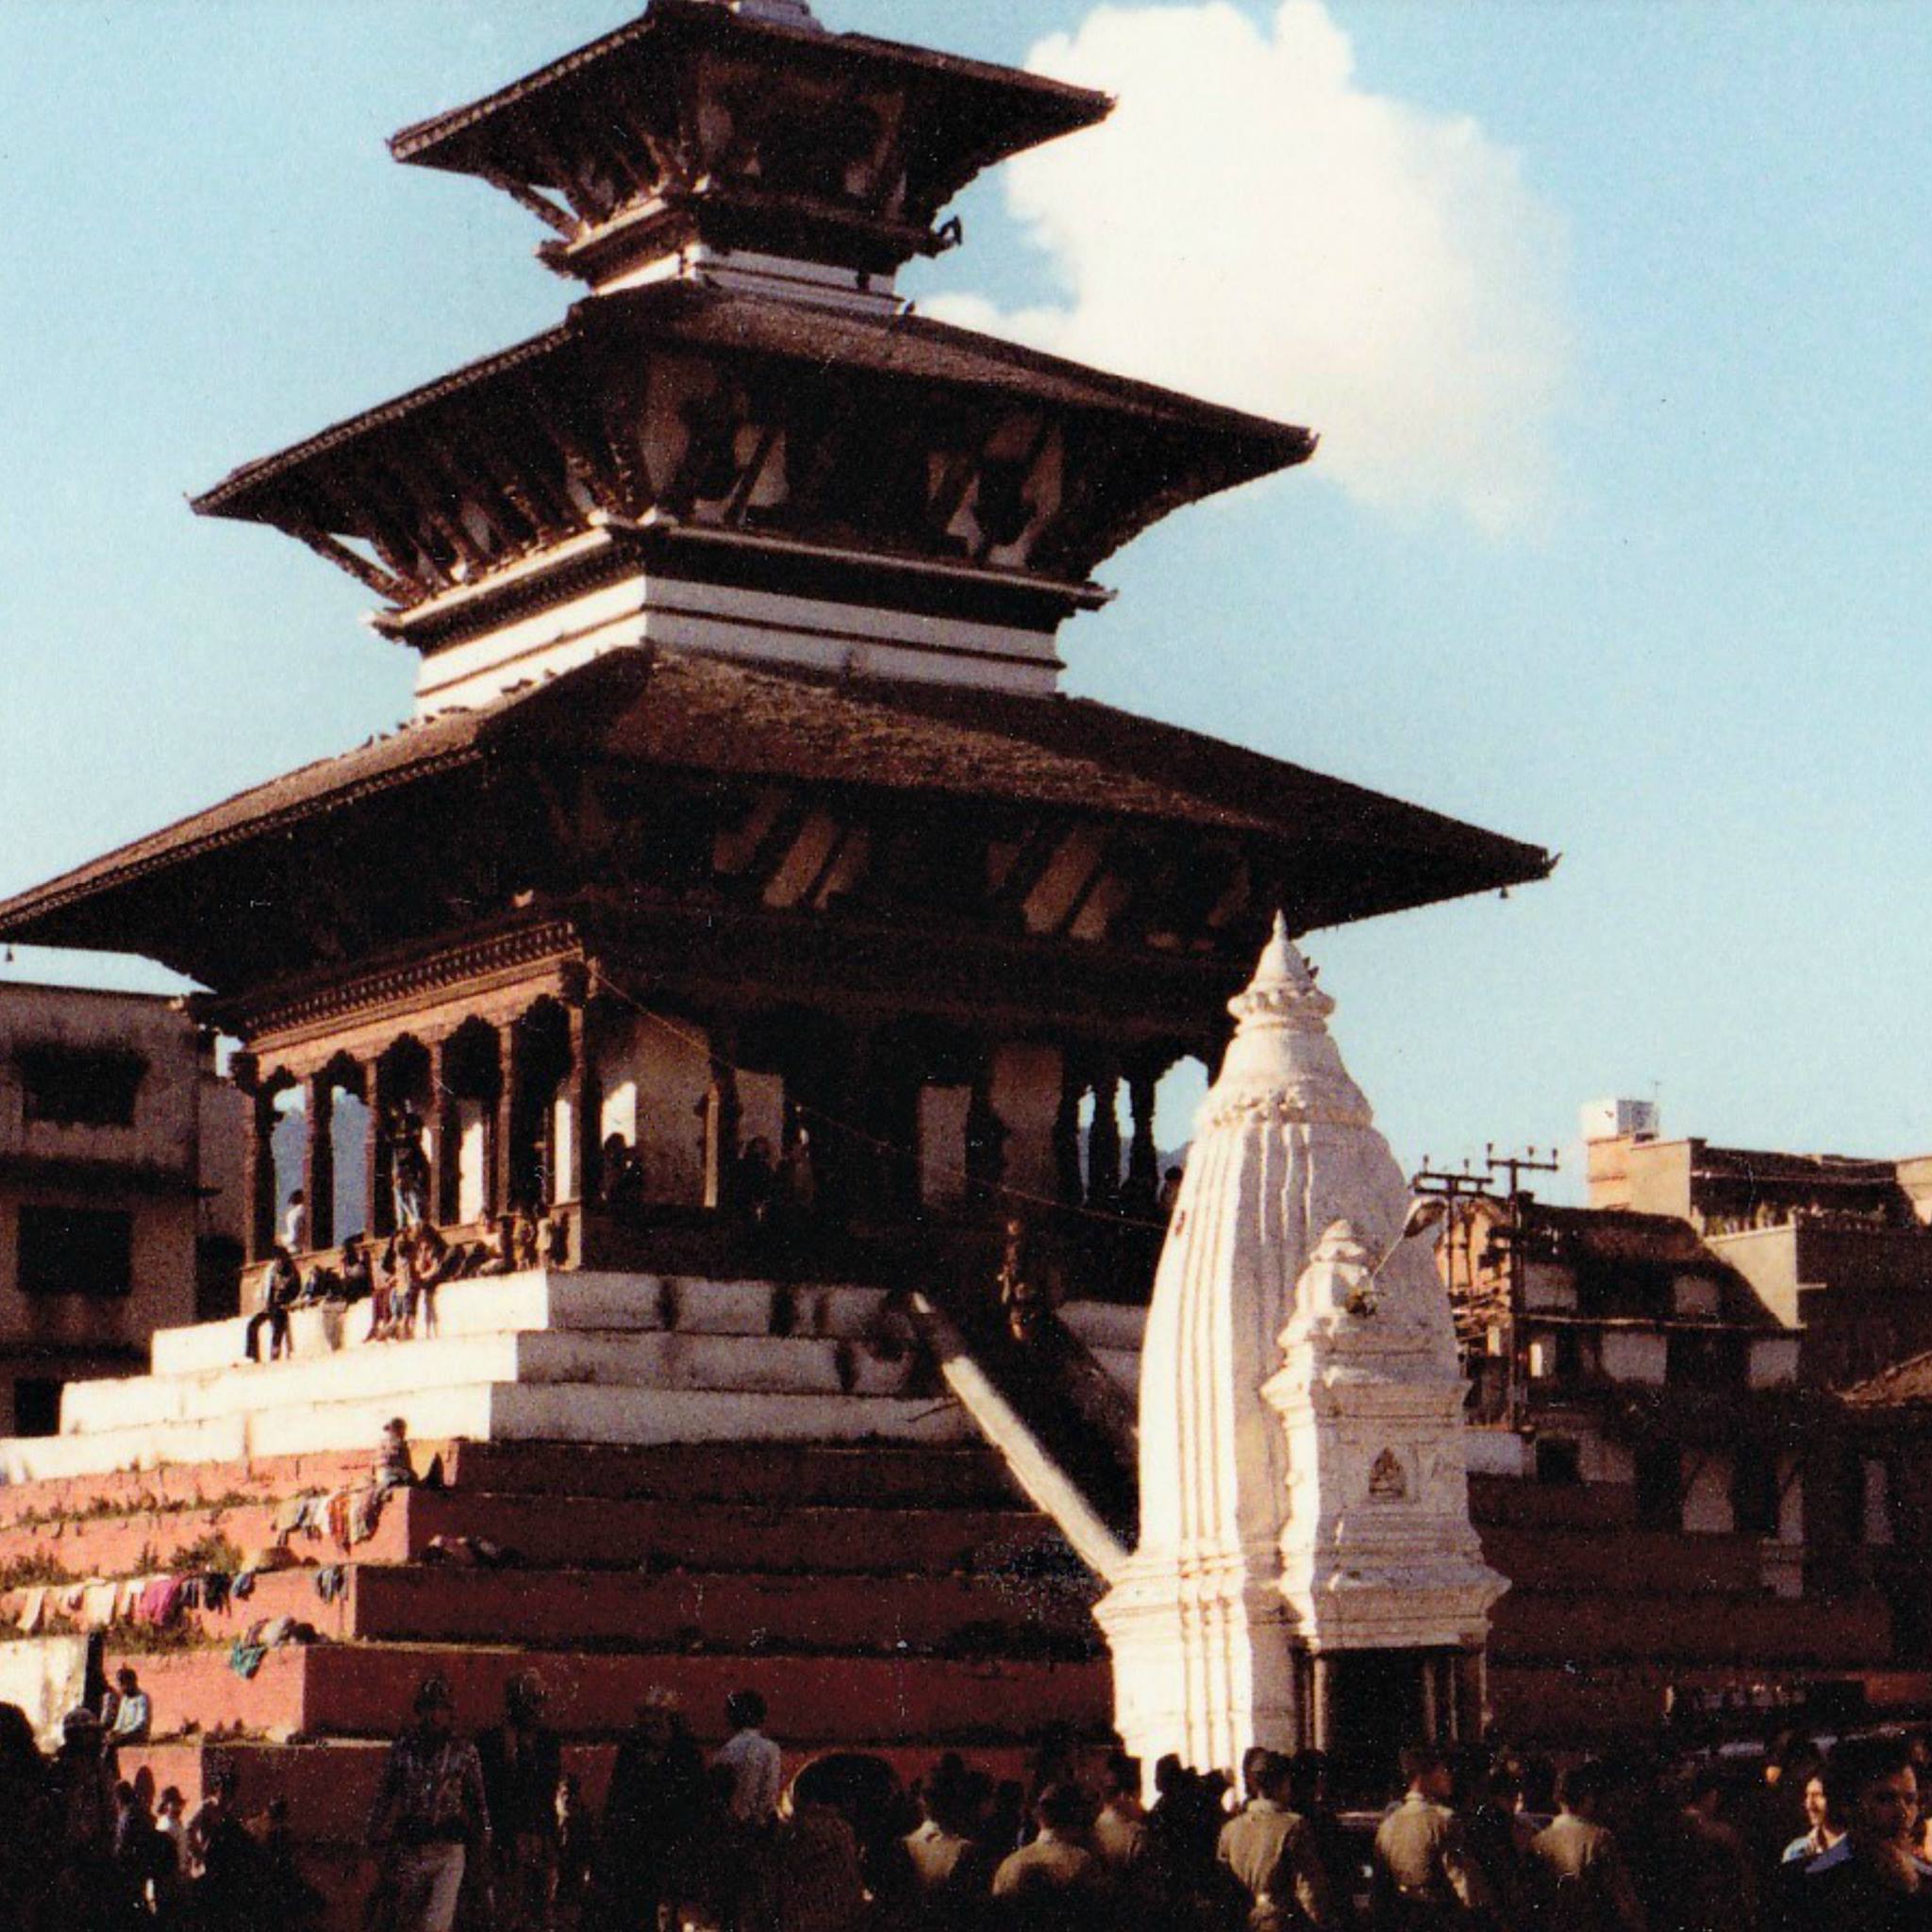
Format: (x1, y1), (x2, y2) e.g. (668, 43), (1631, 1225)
(478, 1672), (564, 1932)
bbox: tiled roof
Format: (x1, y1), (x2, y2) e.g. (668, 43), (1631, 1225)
(388, 2), (1109, 181)
(0, 651), (1551, 944)
(191, 283), (1312, 526)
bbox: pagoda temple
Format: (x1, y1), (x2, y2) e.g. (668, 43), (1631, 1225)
(0, 0), (1563, 1854)
(0, 0), (1547, 1305)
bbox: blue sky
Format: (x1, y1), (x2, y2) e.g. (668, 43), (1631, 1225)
(3, 2), (1929, 1191)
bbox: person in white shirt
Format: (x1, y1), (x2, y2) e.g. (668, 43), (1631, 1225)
(711, 1690), (782, 1828)
(105, 1667), (151, 1746)
(281, 1189), (308, 1253)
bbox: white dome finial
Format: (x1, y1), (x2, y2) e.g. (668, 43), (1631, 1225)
(1228, 911), (1334, 1028)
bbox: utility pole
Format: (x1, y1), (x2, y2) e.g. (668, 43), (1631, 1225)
(1414, 1145), (1560, 1428)
(1483, 1145), (1560, 1428)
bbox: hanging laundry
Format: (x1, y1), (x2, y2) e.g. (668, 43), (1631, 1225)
(325, 1490), (356, 1551)
(135, 1575), (185, 1626)
(312, 1566), (348, 1605)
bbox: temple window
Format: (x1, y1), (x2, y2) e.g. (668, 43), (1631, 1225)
(17, 1205), (135, 1296)
(18, 1046), (145, 1127)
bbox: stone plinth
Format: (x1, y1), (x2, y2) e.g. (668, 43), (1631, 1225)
(0, 1270), (969, 1483)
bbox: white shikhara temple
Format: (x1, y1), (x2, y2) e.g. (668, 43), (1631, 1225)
(1101, 918), (1505, 1785)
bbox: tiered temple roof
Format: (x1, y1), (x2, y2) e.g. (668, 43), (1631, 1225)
(387, 0), (1112, 289)
(0, 652), (1551, 1019)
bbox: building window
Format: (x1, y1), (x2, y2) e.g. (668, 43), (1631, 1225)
(1667, 1330), (1747, 1391)
(11, 1378), (60, 1438)
(1731, 1448), (1781, 1538)
(1535, 1437), (1584, 1486)
(17, 1206), (135, 1296)
(1635, 1441), (1684, 1530)
(17, 1046), (145, 1127)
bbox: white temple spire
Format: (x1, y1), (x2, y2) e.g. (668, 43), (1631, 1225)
(1096, 916), (1504, 1785)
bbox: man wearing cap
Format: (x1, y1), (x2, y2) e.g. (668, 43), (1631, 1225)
(368, 1676), (491, 1932)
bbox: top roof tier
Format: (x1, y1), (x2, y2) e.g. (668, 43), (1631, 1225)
(389, 0), (1113, 293)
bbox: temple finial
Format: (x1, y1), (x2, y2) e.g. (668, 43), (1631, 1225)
(1229, 911), (1330, 1024)
(722, 0), (824, 28)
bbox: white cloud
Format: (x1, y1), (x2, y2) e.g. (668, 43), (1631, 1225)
(925, 2), (1572, 534)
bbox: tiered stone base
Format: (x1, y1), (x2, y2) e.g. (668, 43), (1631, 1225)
(0, 1435), (1110, 1930)
(0, 1271), (1127, 1926)
(3, 1272), (990, 1483)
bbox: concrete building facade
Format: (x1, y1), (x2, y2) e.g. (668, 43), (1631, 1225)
(0, 985), (244, 1436)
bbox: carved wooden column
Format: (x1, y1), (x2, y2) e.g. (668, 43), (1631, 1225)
(428, 1039), (460, 1226)
(1310, 1655), (1337, 1754)
(1124, 1058), (1161, 1210)
(1454, 1647), (1487, 1741)
(560, 1002), (602, 1207)
(303, 1071), (336, 1252)
(704, 1041), (741, 1213)
(1053, 1058), (1085, 1207)
(1087, 1059), (1122, 1211)
(235, 1056), (277, 1262)
(362, 1058), (393, 1240)
(494, 1021), (521, 1215)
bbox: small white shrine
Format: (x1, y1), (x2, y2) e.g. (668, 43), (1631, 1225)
(1096, 916), (1504, 1782)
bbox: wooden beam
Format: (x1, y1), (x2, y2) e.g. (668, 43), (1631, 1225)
(286, 522), (411, 603)
(1052, 837), (1117, 939)
(479, 166), (580, 240)
(724, 422), (783, 526)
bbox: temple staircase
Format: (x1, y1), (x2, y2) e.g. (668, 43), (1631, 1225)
(0, 1268), (1132, 1923)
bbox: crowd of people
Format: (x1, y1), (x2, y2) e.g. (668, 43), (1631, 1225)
(346, 1705), (1932, 1932)
(10, 1675), (1932, 1931)
(0, 1698), (325, 1931)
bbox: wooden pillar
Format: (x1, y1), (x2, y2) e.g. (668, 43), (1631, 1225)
(428, 1040), (460, 1226)
(1125, 1060), (1160, 1207)
(1455, 1647), (1488, 1740)
(236, 1057), (277, 1262)
(560, 1003), (601, 1207)
(1088, 1062), (1122, 1210)
(304, 1072), (336, 1253)
(1053, 1058), (1085, 1207)
(1311, 1654), (1337, 1754)
(362, 1058), (393, 1241)
(1420, 1651), (1441, 1743)
(494, 1022), (520, 1215)
(705, 1057), (741, 1212)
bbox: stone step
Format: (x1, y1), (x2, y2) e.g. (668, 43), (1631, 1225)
(1, 1384), (972, 1484)
(0, 1488), (1060, 1588)
(0, 1441), (1018, 1539)
(1479, 1525), (1770, 1595)
(342, 1562), (1096, 1652)
(1490, 1583), (1893, 1668)
(0, 1450), (395, 1534)
(147, 1273), (898, 1376)
(12, 1554), (1100, 1658)
(439, 1440), (1021, 1508)
(61, 1328), (932, 1436)
(108, 1641), (1112, 1746)
(1492, 1661), (1932, 1744)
